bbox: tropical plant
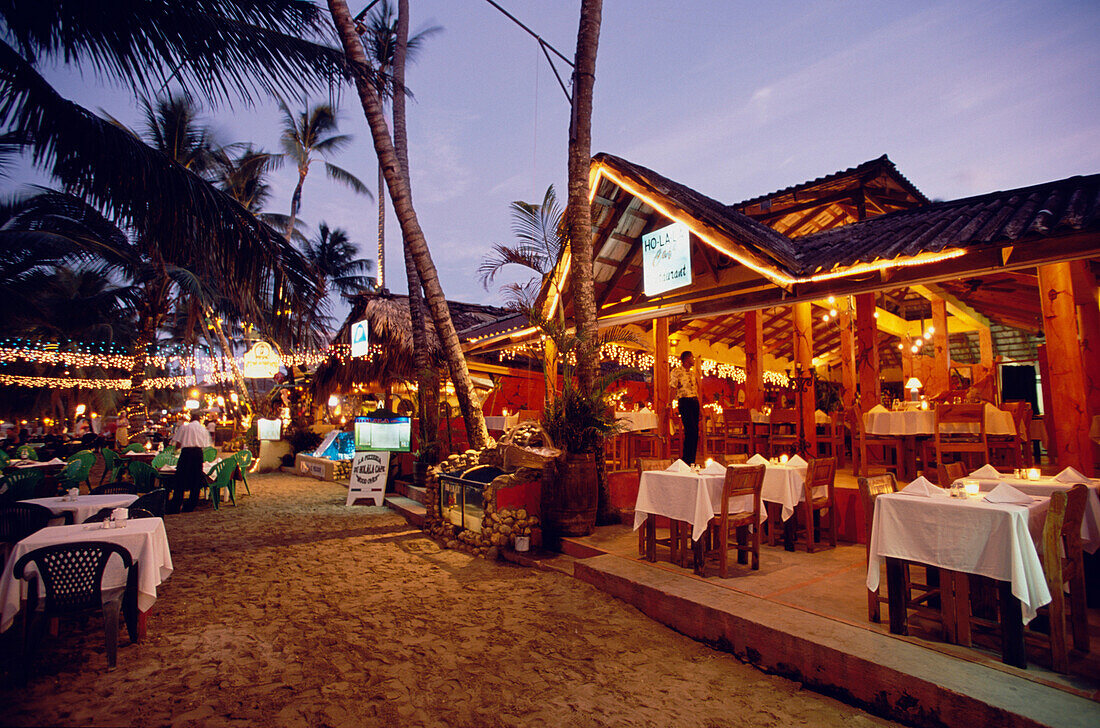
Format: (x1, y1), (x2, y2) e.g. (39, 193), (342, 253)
(479, 185), (566, 310)
(328, 0), (489, 449)
(302, 222), (374, 299)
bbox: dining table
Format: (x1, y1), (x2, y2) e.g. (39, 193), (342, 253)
(867, 488), (1051, 668)
(0, 516), (173, 640)
(616, 409), (659, 433)
(20, 493), (138, 525)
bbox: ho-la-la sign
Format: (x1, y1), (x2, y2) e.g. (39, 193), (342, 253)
(641, 221), (692, 297)
(242, 341), (281, 379)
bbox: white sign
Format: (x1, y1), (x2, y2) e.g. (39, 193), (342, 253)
(312, 430), (340, 457)
(299, 457), (326, 479)
(256, 418), (282, 441)
(351, 319), (370, 358)
(346, 451), (390, 506)
(641, 222), (692, 297)
(242, 341), (281, 378)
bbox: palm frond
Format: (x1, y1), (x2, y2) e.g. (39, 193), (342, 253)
(323, 161), (370, 197)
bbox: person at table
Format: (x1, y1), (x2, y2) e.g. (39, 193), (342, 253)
(169, 411), (213, 513)
(670, 350), (701, 465)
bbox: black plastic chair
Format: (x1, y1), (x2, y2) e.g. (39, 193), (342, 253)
(90, 482), (140, 496)
(84, 506), (157, 523)
(1, 503), (56, 567)
(13, 541), (136, 672)
(0, 470), (45, 502)
(130, 489), (167, 518)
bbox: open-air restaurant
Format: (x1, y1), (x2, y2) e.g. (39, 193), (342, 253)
(2, 149), (1100, 723)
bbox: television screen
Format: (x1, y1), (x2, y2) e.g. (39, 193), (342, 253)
(354, 415), (411, 452)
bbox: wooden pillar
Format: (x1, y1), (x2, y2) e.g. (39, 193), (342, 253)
(975, 327), (995, 402)
(928, 298), (950, 398)
(839, 308), (856, 411)
(653, 317), (670, 440)
(855, 293), (880, 413)
(901, 343), (913, 383)
(1038, 263), (1093, 474)
(1037, 344), (1057, 457)
(744, 310), (764, 410)
(793, 303), (816, 455)
(1070, 261), (1100, 442)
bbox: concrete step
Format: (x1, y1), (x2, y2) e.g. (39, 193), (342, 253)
(573, 554), (1099, 728)
(500, 548), (578, 577)
(393, 479), (427, 505)
(384, 495), (425, 528)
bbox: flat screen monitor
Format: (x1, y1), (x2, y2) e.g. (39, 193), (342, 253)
(354, 415), (411, 452)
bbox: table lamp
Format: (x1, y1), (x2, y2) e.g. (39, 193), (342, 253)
(905, 377), (923, 402)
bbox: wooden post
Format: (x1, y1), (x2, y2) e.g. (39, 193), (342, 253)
(855, 293), (880, 413)
(1037, 344), (1057, 458)
(793, 303), (816, 455)
(929, 298), (950, 398)
(653, 317), (670, 441)
(839, 308), (856, 411)
(1038, 263), (1093, 474)
(975, 327), (995, 402)
(744, 309), (764, 410)
(901, 343), (913, 383)
(1070, 261), (1100, 467)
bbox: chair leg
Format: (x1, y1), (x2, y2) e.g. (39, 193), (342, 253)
(736, 525), (748, 565)
(828, 505), (837, 547)
(750, 522), (760, 570)
(103, 596), (122, 670)
(804, 505), (816, 554)
(718, 526), (728, 579)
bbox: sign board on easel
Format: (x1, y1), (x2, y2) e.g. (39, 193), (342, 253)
(346, 451), (390, 506)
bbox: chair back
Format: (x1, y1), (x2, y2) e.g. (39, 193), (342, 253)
(720, 464), (765, 521)
(636, 457), (671, 475)
(90, 482), (140, 495)
(0, 450), (9, 467)
(1044, 483), (1088, 564)
(122, 443), (145, 454)
(13, 542), (132, 615)
(938, 461), (966, 486)
(209, 456), (239, 487)
(128, 461), (158, 492)
(935, 403), (986, 437)
(856, 473), (898, 541)
(202, 446), (218, 462)
(805, 457), (837, 505)
(127, 507), (157, 520)
(15, 445), (37, 460)
(130, 488), (168, 518)
(770, 408), (799, 431)
(1, 469), (45, 501)
(0, 502), (53, 543)
(236, 449), (253, 470)
(151, 449), (175, 469)
(68, 449), (95, 465)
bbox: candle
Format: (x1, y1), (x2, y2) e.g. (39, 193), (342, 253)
(779, 454), (789, 464)
(1027, 468), (1041, 481)
(964, 481), (980, 497)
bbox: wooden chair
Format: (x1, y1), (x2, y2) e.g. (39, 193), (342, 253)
(990, 401), (1032, 469)
(816, 411), (847, 468)
(702, 411), (727, 459)
(768, 408), (799, 457)
(724, 408), (760, 458)
(934, 403), (988, 472)
(935, 461), (966, 487)
(605, 433), (629, 471)
(704, 465), (766, 576)
(858, 473), (898, 621)
(635, 457), (685, 564)
(794, 457), (837, 553)
(1030, 483), (1090, 673)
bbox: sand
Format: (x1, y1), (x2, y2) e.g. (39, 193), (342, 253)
(0, 472), (898, 727)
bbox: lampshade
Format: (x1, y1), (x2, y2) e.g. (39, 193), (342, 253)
(905, 377), (923, 390)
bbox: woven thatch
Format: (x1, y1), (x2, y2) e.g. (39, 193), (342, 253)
(313, 292), (509, 398)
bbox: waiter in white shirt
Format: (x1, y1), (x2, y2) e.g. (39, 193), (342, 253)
(169, 411), (213, 513)
(670, 350), (700, 465)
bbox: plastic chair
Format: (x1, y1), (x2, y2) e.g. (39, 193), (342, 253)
(15, 445), (37, 461)
(90, 482), (140, 496)
(0, 450), (9, 467)
(99, 448), (125, 486)
(13, 541), (135, 671)
(0, 469), (45, 502)
(234, 450), (253, 495)
(207, 456), (238, 509)
(84, 506), (157, 523)
(130, 488), (168, 518)
(202, 446), (218, 462)
(151, 449), (173, 470)
(122, 443), (145, 454)
(0, 502), (54, 568)
(127, 462), (158, 493)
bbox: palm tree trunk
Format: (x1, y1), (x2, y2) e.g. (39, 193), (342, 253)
(124, 306), (162, 435)
(393, 0), (439, 462)
(208, 313), (253, 415)
(328, 0), (488, 450)
(377, 163), (386, 290)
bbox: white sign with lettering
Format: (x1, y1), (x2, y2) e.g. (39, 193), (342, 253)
(242, 341), (281, 378)
(641, 222), (692, 297)
(346, 451), (390, 506)
(350, 319), (370, 358)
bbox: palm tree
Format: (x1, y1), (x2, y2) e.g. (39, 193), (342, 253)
(479, 185), (566, 310)
(358, 0), (441, 289)
(0, 1), (347, 427)
(302, 222), (374, 300)
(328, 0), (489, 449)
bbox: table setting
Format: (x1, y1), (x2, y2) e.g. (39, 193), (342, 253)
(20, 492), (138, 525)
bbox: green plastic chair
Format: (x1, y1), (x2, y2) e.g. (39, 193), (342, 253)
(0, 450), (10, 467)
(99, 448), (124, 485)
(235, 449), (253, 496)
(66, 450), (95, 489)
(15, 445), (37, 461)
(151, 450), (173, 469)
(207, 455), (238, 510)
(1, 469), (45, 501)
(122, 443), (145, 454)
(57, 460), (86, 493)
(202, 446), (218, 462)
(128, 461), (158, 493)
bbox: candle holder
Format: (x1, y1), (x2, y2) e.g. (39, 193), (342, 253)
(785, 363), (816, 457)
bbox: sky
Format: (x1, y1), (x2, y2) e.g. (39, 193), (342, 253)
(11, 0), (1100, 323)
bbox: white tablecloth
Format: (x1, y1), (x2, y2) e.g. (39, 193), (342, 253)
(21, 494), (137, 525)
(484, 414), (521, 431)
(616, 410), (659, 432)
(867, 493), (1051, 622)
(951, 474), (1100, 554)
(734, 458), (813, 521)
(864, 404), (1016, 436)
(633, 470), (764, 542)
(9, 458), (65, 470)
(0, 517), (173, 632)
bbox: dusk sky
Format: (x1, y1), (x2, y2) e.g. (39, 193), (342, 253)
(15, 0), (1100, 320)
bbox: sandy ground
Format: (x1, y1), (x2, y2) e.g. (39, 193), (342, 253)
(0, 472), (899, 727)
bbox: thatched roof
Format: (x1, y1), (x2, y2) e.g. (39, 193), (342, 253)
(313, 292), (509, 396)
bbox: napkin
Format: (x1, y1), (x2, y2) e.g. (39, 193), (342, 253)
(1053, 466), (1090, 484)
(702, 460), (727, 475)
(984, 483), (1033, 505)
(869, 404), (888, 414)
(746, 453), (769, 465)
(47, 457), (65, 465)
(901, 476), (948, 497)
(787, 454), (808, 468)
(969, 464), (1003, 479)
(666, 459), (692, 473)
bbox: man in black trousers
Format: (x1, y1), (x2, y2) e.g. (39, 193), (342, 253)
(670, 350), (700, 465)
(168, 411), (213, 513)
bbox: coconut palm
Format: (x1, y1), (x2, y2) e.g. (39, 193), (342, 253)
(479, 185), (566, 310)
(302, 222), (374, 299)
(358, 0), (441, 289)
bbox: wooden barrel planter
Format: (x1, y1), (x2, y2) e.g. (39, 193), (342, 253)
(544, 452), (598, 538)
